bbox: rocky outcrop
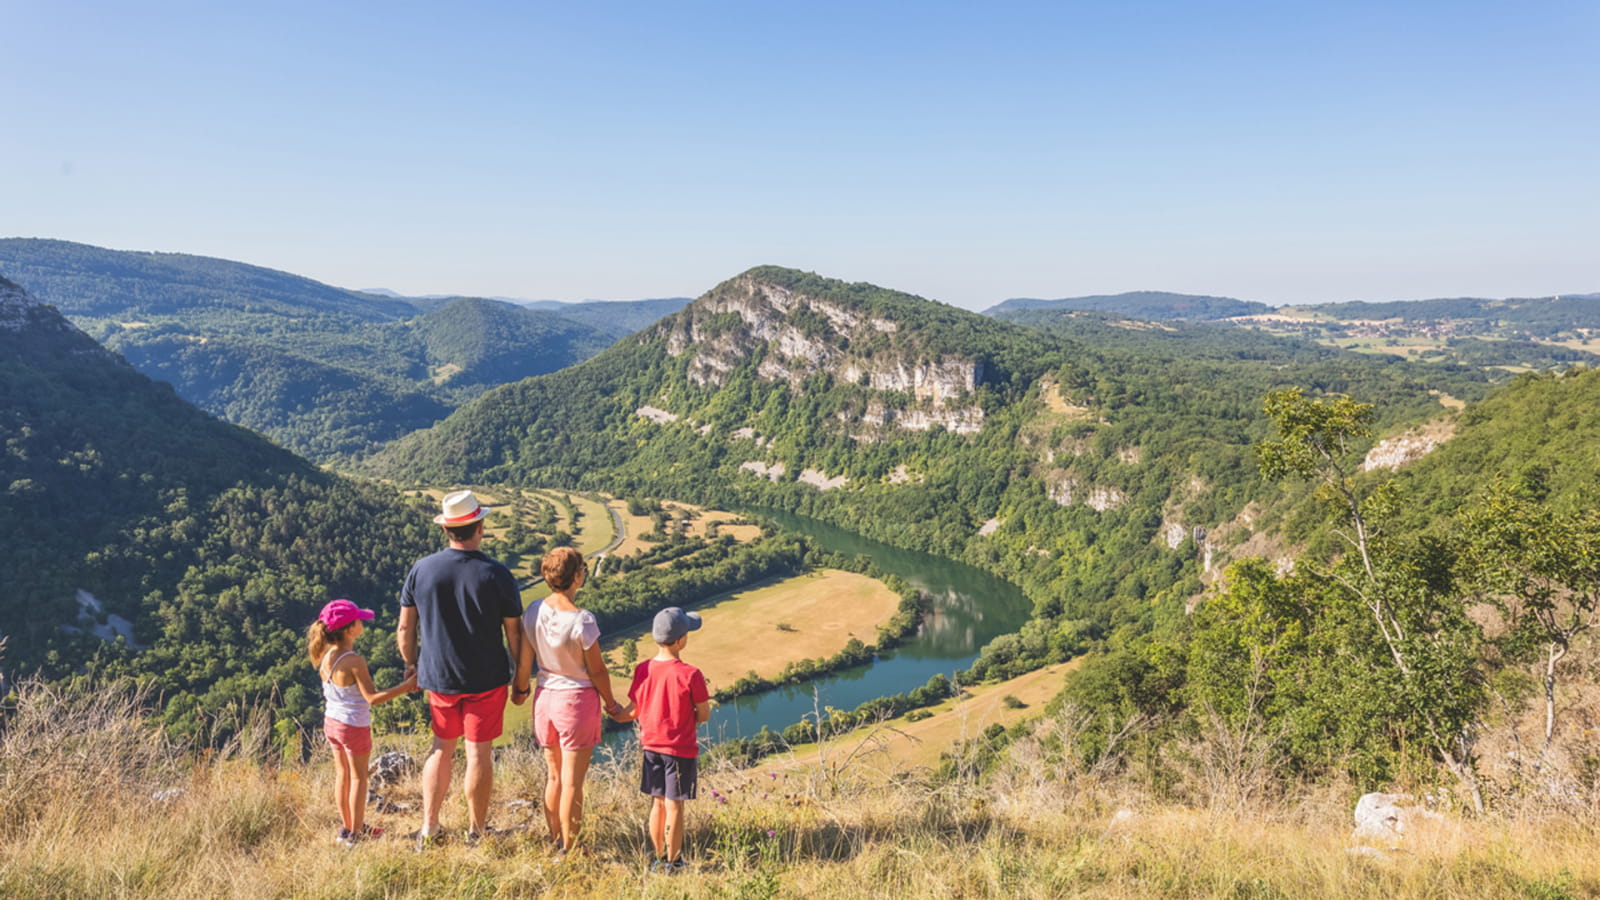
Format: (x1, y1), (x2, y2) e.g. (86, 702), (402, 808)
(658, 274), (985, 435)
(1363, 430), (1445, 471)
(888, 465), (920, 485)
(1047, 473), (1126, 512)
(1163, 521), (1188, 549)
(862, 401), (984, 435)
(797, 468), (848, 490)
(635, 406), (679, 424)
(1351, 792), (1446, 850)
(739, 460), (786, 481)
(0, 277), (117, 363)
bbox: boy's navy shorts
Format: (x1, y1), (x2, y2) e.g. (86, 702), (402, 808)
(640, 750), (698, 801)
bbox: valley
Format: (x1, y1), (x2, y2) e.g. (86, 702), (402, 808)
(8, 252), (1600, 895)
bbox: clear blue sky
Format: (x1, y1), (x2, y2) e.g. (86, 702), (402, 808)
(4, 1), (1595, 309)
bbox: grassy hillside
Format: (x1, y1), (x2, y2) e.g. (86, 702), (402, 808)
(6, 679), (1598, 900)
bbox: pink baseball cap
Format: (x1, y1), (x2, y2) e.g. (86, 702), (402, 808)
(318, 599), (375, 630)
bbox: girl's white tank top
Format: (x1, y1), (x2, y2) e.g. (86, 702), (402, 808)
(321, 650), (371, 727)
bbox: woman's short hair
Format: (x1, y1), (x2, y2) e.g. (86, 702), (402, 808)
(541, 546), (585, 591)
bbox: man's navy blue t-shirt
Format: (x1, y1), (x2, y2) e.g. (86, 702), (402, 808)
(400, 548), (522, 695)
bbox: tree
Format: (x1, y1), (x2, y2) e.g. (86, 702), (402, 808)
(1256, 388), (1487, 810)
(1462, 474), (1600, 760)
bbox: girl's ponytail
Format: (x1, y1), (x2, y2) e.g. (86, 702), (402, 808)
(308, 620), (333, 666)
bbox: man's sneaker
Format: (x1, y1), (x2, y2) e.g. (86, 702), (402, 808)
(412, 829), (447, 852)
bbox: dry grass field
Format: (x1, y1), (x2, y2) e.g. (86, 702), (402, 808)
(9, 680), (1600, 900)
(600, 569), (900, 693)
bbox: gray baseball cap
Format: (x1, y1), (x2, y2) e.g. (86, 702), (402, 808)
(653, 607), (703, 644)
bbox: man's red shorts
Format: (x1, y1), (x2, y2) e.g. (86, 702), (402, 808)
(426, 685), (508, 742)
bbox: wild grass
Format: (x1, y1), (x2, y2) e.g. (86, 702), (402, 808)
(5, 680), (1600, 899)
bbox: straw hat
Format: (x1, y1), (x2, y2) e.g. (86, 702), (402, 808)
(434, 489), (490, 526)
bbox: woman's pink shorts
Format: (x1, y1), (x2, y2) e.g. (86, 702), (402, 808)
(533, 687), (601, 750)
(325, 717), (372, 755)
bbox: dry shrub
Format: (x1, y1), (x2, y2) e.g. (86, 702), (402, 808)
(0, 678), (182, 825)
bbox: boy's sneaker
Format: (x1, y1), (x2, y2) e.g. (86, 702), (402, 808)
(465, 825), (508, 847)
(356, 824), (384, 841)
(648, 857), (670, 874)
(668, 858), (690, 875)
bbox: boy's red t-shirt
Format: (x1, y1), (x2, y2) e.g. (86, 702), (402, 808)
(628, 657), (709, 758)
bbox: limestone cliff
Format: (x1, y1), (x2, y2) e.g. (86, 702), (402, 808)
(656, 272), (986, 434)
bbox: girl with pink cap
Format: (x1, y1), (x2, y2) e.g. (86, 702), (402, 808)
(308, 598), (417, 845)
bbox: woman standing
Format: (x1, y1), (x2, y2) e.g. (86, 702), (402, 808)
(520, 546), (627, 851)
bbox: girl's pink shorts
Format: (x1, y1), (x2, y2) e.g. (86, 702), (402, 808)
(324, 717), (372, 755)
(533, 687), (601, 750)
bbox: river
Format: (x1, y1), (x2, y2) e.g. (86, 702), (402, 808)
(704, 509), (1033, 742)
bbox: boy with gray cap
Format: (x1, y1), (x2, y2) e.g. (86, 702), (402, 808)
(615, 606), (711, 873)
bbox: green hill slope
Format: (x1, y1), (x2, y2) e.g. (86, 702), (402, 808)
(0, 275), (436, 736)
(410, 297), (614, 401)
(0, 240), (628, 459)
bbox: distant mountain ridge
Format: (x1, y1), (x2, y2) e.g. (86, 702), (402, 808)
(0, 239), (685, 459)
(990, 287), (1600, 371)
(985, 291), (1272, 321)
(360, 288), (692, 338)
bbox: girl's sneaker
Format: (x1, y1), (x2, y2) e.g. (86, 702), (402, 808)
(336, 827), (356, 847)
(668, 858), (690, 875)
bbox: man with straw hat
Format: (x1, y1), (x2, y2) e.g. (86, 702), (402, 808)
(398, 489), (528, 847)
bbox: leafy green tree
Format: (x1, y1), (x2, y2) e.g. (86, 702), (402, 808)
(1256, 388), (1487, 809)
(1462, 474), (1600, 756)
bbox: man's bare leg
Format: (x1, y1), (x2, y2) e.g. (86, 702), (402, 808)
(420, 736), (457, 836)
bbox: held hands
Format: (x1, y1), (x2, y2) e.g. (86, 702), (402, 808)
(606, 700), (635, 723)
(398, 670), (419, 693)
(511, 684), (532, 706)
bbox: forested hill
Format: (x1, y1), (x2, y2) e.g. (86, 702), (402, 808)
(0, 238), (415, 320)
(372, 266), (1486, 678)
(1298, 293), (1600, 329)
(408, 297), (613, 401)
(986, 291), (1272, 321)
(517, 297), (692, 339)
(0, 275), (436, 735)
(0, 240), (649, 460)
